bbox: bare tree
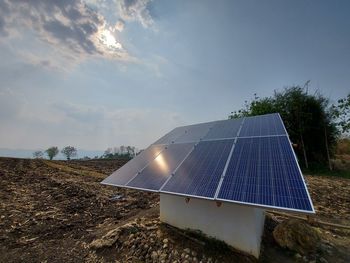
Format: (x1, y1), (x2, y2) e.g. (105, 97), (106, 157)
(33, 150), (44, 159)
(61, 146), (77, 160)
(45, 147), (59, 160)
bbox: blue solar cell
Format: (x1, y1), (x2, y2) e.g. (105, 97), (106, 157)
(239, 113), (286, 137)
(127, 143), (195, 191)
(101, 145), (165, 186)
(217, 136), (313, 212)
(161, 140), (234, 198)
(202, 118), (243, 140)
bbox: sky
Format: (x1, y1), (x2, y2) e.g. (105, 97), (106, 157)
(0, 0), (349, 151)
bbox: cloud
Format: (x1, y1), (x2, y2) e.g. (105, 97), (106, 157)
(114, 19), (125, 32)
(0, 0), (133, 67)
(118, 0), (153, 28)
(0, 99), (185, 150)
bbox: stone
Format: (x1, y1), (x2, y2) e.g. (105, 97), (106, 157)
(184, 248), (191, 254)
(151, 251), (158, 260)
(273, 219), (320, 255)
(319, 257), (328, 263)
(159, 253), (167, 261)
(89, 228), (120, 249)
(163, 238), (169, 244)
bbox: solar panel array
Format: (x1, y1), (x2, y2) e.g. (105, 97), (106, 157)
(102, 113), (314, 214)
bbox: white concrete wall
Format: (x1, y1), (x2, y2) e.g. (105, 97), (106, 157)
(160, 193), (265, 258)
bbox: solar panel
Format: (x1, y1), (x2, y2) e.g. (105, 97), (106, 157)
(161, 140), (234, 198)
(101, 144), (165, 186)
(239, 113), (286, 137)
(103, 113), (314, 214)
(127, 143), (195, 191)
(173, 121), (216, 144)
(153, 126), (188, 145)
(217, 136), (312, 212)
(202, 118), (243, 140)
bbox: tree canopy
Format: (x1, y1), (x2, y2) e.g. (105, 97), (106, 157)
(331, 93), (350, 134)
(61, 146), (77, 160)
(33, 150), (43, 159)
(230, 85), (339, 169)
(45, 147), (59, 160)
(102, 145), (137, 159)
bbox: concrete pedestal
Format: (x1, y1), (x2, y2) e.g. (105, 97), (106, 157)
(160, 193), (265, 258)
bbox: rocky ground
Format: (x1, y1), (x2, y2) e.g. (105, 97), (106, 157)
(0, 157), (349, 263)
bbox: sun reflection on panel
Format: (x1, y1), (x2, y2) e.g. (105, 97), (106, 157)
(154, 154), (169, 174)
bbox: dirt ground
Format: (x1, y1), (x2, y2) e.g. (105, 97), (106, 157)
(0, 157), (349, 263)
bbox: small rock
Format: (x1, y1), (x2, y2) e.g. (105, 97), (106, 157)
(163, 243), (168, 249)
(163, 238), (169, 244)
(151, 251), (158, 260)
(159, 253), (167, 261)
(184, 248), (191, 254)
(319, 257), (328, 263)
(191, 251), (197, 257)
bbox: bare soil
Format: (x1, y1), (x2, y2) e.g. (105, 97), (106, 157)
(0, 157), (349, 263)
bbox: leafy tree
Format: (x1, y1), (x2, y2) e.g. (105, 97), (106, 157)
(331, 93), (350, 134)
(61, 146), (77, 160)
(230, 85), (338, 169)
(33, 150), (44, 159)
(45, 146), (59, 160)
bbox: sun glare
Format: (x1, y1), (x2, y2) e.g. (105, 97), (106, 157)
(100, 29), (123, 50)
(154, 154), (169, 173)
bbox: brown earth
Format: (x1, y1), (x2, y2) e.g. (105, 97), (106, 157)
(0, 157), (349, 263)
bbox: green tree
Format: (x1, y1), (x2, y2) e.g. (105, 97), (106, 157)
(230, 85), (338, 169)
(61, 146), (77, 160)
(45, 147), (59, 160)
(332, 93), (350, 134)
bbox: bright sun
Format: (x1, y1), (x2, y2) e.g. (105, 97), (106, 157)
(100, 29), (123, 50)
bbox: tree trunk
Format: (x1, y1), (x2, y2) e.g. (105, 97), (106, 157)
(324, 126), (332, 171)
(300, 133), (309, 169)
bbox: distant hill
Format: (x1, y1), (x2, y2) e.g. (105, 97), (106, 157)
(0, 148), (104, 160)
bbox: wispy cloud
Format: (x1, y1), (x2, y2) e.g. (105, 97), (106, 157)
(117, 0), (154, 28)
(0, 0), (136, 68)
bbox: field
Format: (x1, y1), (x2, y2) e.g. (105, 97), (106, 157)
(0, 157), (349, 263)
